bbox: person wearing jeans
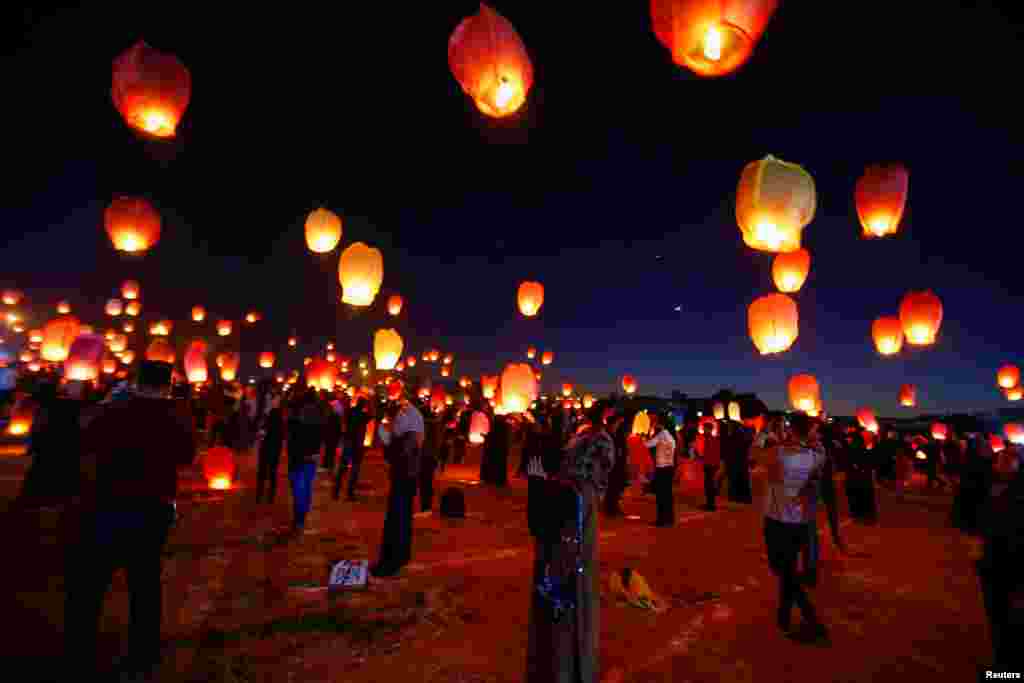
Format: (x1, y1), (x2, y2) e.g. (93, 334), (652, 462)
(287, 389), (325, 533)
(645, 414), (677, 527)
(289, 462), (317, 528)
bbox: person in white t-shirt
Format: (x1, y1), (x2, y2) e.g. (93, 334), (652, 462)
(645, 414), (677, 527)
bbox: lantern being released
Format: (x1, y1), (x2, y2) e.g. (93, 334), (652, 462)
(771, 248), (811, 293)
(307, 359), (338, 391)
(856, 163), (909, 238)
(219, 352), (240, 382)
(997, 364), (1021, 390)
(149, 320), (172, 336)
(632, 411), (651, 436)
(541, 350), (554, 366)
(562, 383), (573, 397)
(112, 41), (191, 139)
(469, 411), (491, 444)
(184, 340), (208, 383)
(899, 383), (917, 407)
(304, 207), (343, 254)
(900, 290), (943, 346)
(245, 311), (260, 324)
(1005, 386), (1023, 402)
(448, 4), (533, 118)
(500, 363), (537, 414)
(64, 334), (106, 381)
(338, 242), (384, 307)
(856, 407), (879, 434)
(712, 402), (726, 420)
(481, 375), (498, 400)
(517, 281), (544, 317)
(387, 295), (403, 316)
(106, 299), (124, 316)
(621, 374), (637, 395)
(872, 316), (904, 356)
(526, 346), (537, 360)
(374, 328), (403, 371)
(191, 306), (206, 322)
(41, 316), (81, 362)
(650, 0), (779, 77)
(217, 320), (232, 336)
(788, 374), (820, 414)
(736, 155), (816, 253)
(748, 293), (798, 355)
(105, 197), (161, 254)
(203, 447), (235, 490)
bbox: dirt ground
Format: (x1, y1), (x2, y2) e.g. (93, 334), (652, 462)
(0, 442), (992, 682)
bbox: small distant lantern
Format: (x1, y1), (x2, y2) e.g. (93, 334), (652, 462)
(517, 281), (544, 317)
(219, 352), (240, 382)
(1005, 386), (1023, 402)
(149, 320), (171, 336)
(191, 306), (206, 322)
(727, 401), (741, 422)
(125, 301), (141, 317)
(56, 300), (71, 315)
(245, 311), (260, 324)
(145, 339), (175, 364)
(102, 357), (118, 375)
(121, 280), (140, 300)
(899, 384), (917, 407)
(541, 350), (554, 366)
(105, 196), (161, 254)
(2, 290), (22, 306)
(997, 364), (1020, 390)
(481, 375), (498, 400)
(374, 328), (403, 371)
(527, 346), (537, 360)
(459, 376), (471, 389)
(872, 316), (904, 356)
(621, 374), (637, 395)
(123, 321), (135, 333)
(407, 355), (417, 368)
(583, 394), (594, 409)
(1005, 423), (1024, 445)
(443, 353), (453, 365)
(712, 402), (726, 420)
(120, 350), (135, 365)
(899, 290), (943, 346)
(28, 329), (43, 344)
(106, 299), (124, 317)
(288, 336), (297, 347)
(562, 383), (573, 397)
(108, 334), (127, 353)
(259, 352), (275, 369)
(856, 407), (879, 434)
(931, 423), (948, 441)
(216, 320), (232, 336)
(441, 366), (451, 378)
(387, 295), (403, 316)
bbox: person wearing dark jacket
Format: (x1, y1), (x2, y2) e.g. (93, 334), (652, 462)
(419, 411), (444, 512)
(321, 390), (343, 472)
(977, 467), (1024, 671)
(256, 395), (285, 503)
(725, 422), (754, 504)
(953, 436), (994, 535)
(483, 414), (510, 487)
(287, 389), (325, 532)
(334, 397), (370, 501)
(372, 395), (424, 577)
(16, 380), (86, 509)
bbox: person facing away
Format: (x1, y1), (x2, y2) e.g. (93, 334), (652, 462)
(334, 397), (370, 501)
(256, 394), (286, 504)
(286, 389), (325, 533)
(64, 361), (196, 680)
(701, 422), (722, 511)
(16, 379), (88, 510)
(602, 413), (628, 517)
(645, 414), (677, 527)
(320, 390), (343, 472)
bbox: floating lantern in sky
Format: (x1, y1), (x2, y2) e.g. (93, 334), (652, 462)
(112, 41), (191, 139)
(406, 355), (417, 368)
(469, 411), (491, 444)
(7, 400), (33, 435)
(105, 196), (161, 254)
(216, 320), (232, 336)
(748, 293), (798, 354)
(123, 321), (135, 333)
(259, 352), (275, 369)
(632, 410), (651, 436)
(856, 163), (909, 238)
(41, 316), (81, 362)
(499, 363), (537, 414)
(1005, 386), (1023, 402)
(931, 422), (949, 441)
(121, 280), (140, 300)
(102, 356), (118, 375)
(191, 306), (206, 322)
(621, 374), (637, 395)
(326, 342), (335, 352)
(288, 336), (297, 347)
(441, 366), (451, 378)
(245, 311), (260, 324)
(788, 374), (821, 414)
(997, 364), (1020, 390)
(772, 248), (811, 293)
(307, 358), (338, 391)
(106, 299), (123, 317)
(56, 301), (71, 315)
(108, 333), (127, 353)
(120, 350), (135, 365)
(990, 435), (1006, 453)
(899, 290), (943, 346)
(856, 407), (879, 434)
(459, 376), (470, 388)
(481, 375), (498, 400)
(526, 346), (537, 360)
(125, 301), (141, 317)
(304, 207), (343, 254)
(429, 349), (440, 363)
(541, 350), (554, 366)
(149, 320), (171, 336)
(448, 4), (533, 118)
(184, 340), (208, 383)
(872, 316), (904, 356)
(728, 401), (741, 422)
(29, 329), (43, 344)
(583, 394), (594, 409)
(1004, 423), (1024, 445)
(736, 155), (816, 253)
(387, 295), (403, 316)
(443, 353), (453, 366)
(219, 352), (240, 382)
(145, 338), (175, 364)
(899, 384), (917, 407)
(64, 334), (105, 381)
(650, 0), (779, 77)
(2, 290), (21, 306)
(517, 281), (544, 317)
(202, 446), (235, 490)
(374, 328), (403, 371)
(712, 402), (726, 420)
(562, 383), (573, 397)
(338, 242), (384, 307)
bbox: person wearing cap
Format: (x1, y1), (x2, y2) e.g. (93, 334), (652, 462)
(64, 360), (196, 680)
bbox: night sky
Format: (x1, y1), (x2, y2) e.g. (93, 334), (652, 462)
(4, 2), (1023, 416)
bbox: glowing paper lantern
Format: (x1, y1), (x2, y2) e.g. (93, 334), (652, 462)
(899, 384), (916, 407)
(387, 379), (404, 401)
(41, 316), (81, 362)
(121, 281), (140, 300)
(120, 350), (135, 365)
(736, 155), (816, 253)
(406, 355), (417, 368)
(326, 352), (337, 363)
(1005, 423), (1024, 445)
(304, 207), (343, 254)
(931, 423), (948, 441)
(430, 386), (447, 414)
(184, 340), (208, 383)
(441, 366), (451, 378)
(541, 350), (554, 366)
(364, 420), (377, 447)
(149, 320), (171, 336)
(338, 242), (384, 307)
(481, 375), (498, 400)
(788, 374), (820, 414)
(459, 376), (471, 388)
(727, 401), (741, 422)
(2, 290), (22, 306)
(771, 248), (811, 293)
(990, 435), (1006, 453)
(583, 394), (594, 409)
(245, 311), (260, 324)
(259, 352), (275, 369)
(387, 295), (403, 316)
(7, 401), (33, 435)
(997, 365), (1021, 390)
(621, 374), (637, 395)
(191, 306), (206, 322)
(466, 411), (491, 444)
(112, 41), (190, 138)
(856, 163), (909, 238)
(102, 357), (118, 375)
(517, 281), (544, 317)
(443, 353), (454, 366)
(219, 352), (240, 382)
(448, 4), (533, 118)
(106, 299), (124, 316)
(28, 329), (43, 344)
(650, 0), (779, 77)
(64, 334), (105, 381)
(429, 350), (441, 363)
(105, 196), (161, 254)
(1005, 386), (1023, 402)
(202, 446), (235, 490)
(123, 321), (135, 333)
(632, 410), (651, 436)
(527, 346), (537, 360)
(145, 338), (175, 364)
(499, 363), (537, 414)
(899, 290), (943, 346)
(856, 407), (879, 434)
(712, 402), (725, 420)
(56, 301), (71, 315)
(872, 316), (904, 356)
(216, 320), (232, 336)
(288, 336), (297, 347)
(374, 328), (403, 371)
(108, 334), (127, 353)
(562, 383), (573, 397)
(306, 359), (338, 391)
(125, 301), (141, 317)
(327, 342), (336, 352)
(748, 293), (798, 354)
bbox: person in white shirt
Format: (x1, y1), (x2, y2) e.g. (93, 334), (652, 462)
(645, 414), (677, 527)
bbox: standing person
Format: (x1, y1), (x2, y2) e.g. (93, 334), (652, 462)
(484, 413), (511, 487)
(64, 361), (196, 680)
(953, 435), (994, 535)
(645, 414), (677, 527)
(321, 391), (343, 473)
(845, 432), (877, 524)
(15, 380), (88, 510)
(256, 394), (285, 504)
(419, 408), (444, 513)
(371, 392), (424, 578)
(701, 422), (722, 511)
(757, 413), (829, 642)
(334, 397), (370, 501)
(602, 413), (628, 517)
(286, 389), (325, 534)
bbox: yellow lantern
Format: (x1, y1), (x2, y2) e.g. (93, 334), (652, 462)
(326, 351), (337, 363)
(441, 366), (451, 378)
(562, 383), (573, 397)
(443, 353), (453, 366)
(632, 410), (651, 436)
(872, 316), (904, 356)
(621, 374), (637, 395)
(245, 311), (260, 324)
(387, 295), (403, 316)
(304, 207), (343, 254)
(121, 280), (140, 300)
(582, 394), (594, 409)
(41, 316), (81, 362)
(216, 320), (232, 336)
(374, 328), (403, 371)
(526, 346), (537, 360)
(338, 242), (384, 307)
(1005, 386), (1023, 402)
(771, 248), (811, 293)
(727, 401), (741, 421)
(856, 407), (879, 434)
(105, 197), (161, 254)
(736, 155), (816, 253)
(499, 363), (537, 414)
(120, 350), (135, 365)
(191, 306), (206, 322)
(747, 293), (798, 354)
(149, 320), (171, 337)
(28, 329), (43, 344)
(997, 364), (1020, 390)
(106, 299), (124, 316)
(125, 301), (141, 316)
(108, 334), (127, 353)
(517, 281), (544, 317)
(713, 402), (725, 420)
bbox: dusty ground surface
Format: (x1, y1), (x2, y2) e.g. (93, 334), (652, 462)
(0, 441), (992, 682)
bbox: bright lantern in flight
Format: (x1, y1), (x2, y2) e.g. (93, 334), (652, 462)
(771, 248), (811, 293)
(374, 328), (403, 371)
(105, 196), (161, 254)
(736, 155), (816, 253)
(259, 352), (275, 369)
(191, 306), (206, 322)
(106, 299), (124, 317)
(788, 374), (820, 414)
(856, 163), (909, 238)
(517, 281), (544, 317)
(216, 320), (232, 336)
(304, 207), (343, 254)
(121, 280), (140, 300)
(856, 407), (879, 434)
(748, 293), (798, 354)
(387, 295), (403, 316)
(184, 340), (209, 383)
(41, 316), (81, 362)
(1005, 423), (1024, 445)
(112, 41), (191, 139)
(541, 350), (554, 366)
(338, 242), (384, 307)
(899, 290), (943, 346)
(526, 346), (537, 360)
(872, 316), (904, 356)
(899, 384), (916, 407)
(621, 374), (637, 394)
(499, 363), (537, 414)
(64, 334), (105, 381)
(997, 364), (1020, 390)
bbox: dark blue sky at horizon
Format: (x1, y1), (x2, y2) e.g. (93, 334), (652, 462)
(3, 2), (1023, 416)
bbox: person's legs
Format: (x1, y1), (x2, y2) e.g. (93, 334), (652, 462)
(63, 515), (116, 676)
(124, 505), (174, 673)
(396, 477), (415, 567)
(419, 457), (436, 512)
(374, 478), (402, 574)
(332, 442), (351, 500)
(256, 447), (270, 502)
(266, 447), (281, 503)
(704, 464), (717, 510)
(347, 445), (365, 500)
(655, 467), (673, 526)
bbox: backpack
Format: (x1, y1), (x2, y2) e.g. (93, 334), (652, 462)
(532, 477), (584, 623)
(439, 487), (465, 518)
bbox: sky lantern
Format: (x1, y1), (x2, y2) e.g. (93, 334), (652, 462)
(121, 280), (140, 300)
(788, 374), (821, 414)
(430, 386), (447, 414)
(7, 400), (33, 436)
(387, 379), (404, 401)
(64, 334), (105, 381)
(990, 435), (1006, 453)
(219, 352), (240, 382)
(443, 353), (454, 366)
(632, 411), (651, 436)
(856, 407), (880, 434)
(108, 334), (127, 353)
(307, 359), (338, 391)
(191, 306), (206, 322)
(338, 242), (384, 307)
(562, 383), (573, 397)
(387, 295), (403, 316)
(102, 356), (118, 375)
(245, 311), (261, 324)
(374, 328), (403, 371)
(856, 163), (909, 238)
(406, 355), (417, 368)
(650, 0), (778, 77)
(469, 411), (491, 444)
(326, 351), (337, 363)
(448, 4), (533, 118)
(28, 329), (43, 344)
(872, 316), (904, 356)
(736, 155), (816, 253)
(517, 281), (544, 317)
(583, 394), (594, 409)
(106, 299), (124, 316)
(899, 383), (917, 407)
(184, 340), (209, 384)
(105, 196), (161, 254)
(541, 350), (554, 366)
(145, 338), (175, 364)
(2, 290), (22, 306)
(1005, 386), (1023, 402)
(481, 375), (498, 399)
(112, 40), (190, 139)
(421, 351), (430, 362)
(712, 402), (726, 420)
(500, 363), (537, 414)
(771, 248), (811, 293)
(748, 293), (798, 354)
(56, 301), (71, 315)
(41, 316), (81, 362)
(931, 422), (948, 441)
(899, 290), (943, 346)
(621, 374), (637, 395)
(727, 401), (741, 422)
(526, 346), (537, 360)
(429, 349), (441, 363)
(288, 336), (297, 347)
(259, 352), (275, 369)
(304, 207), (343, 254)
(202, 446), (235, 490)
(123, 321), (135, 333)
(1004, 423), (1024, 445)
(441, 366), (452, 378)
(149, 320), (172, 336)
(125, 301), (141, 317)
(997, 364), (1020, 390)
(120, 350), (135, 365)
(459, 376), (471, 388)
(217, 320), (232, 336)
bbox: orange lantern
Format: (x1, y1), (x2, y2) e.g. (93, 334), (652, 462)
(788, 374), (820, 414)
(326, 351), (337, 363)
(120, 350), (135, 365)
(632, 410), (652, 436)
(517, 281), (544, 317)
(443, 353), (453, 366)
(202, 446), (235, 490)
(1005, 386), (1023, 402)
(771, 248), (811, 293)
(997, 364), (1021, 390)
(112, 40), (190, 138)
(219, 352), (240, 382)
(121, 280), (140, 300)
(562, 383), (573, 398)
(304, 207), (343, 254)
(727, 401), (741, 422)
(748, 293), (798, 354)
(1004, 423), (1024, 445)
(430, 386), (447, 414)
(259, 352), (275, 369)
(245, 311), (260, 324)
(216, 320), (232, 336)
(650, 0), (779, 77)
(7, 400), (33, 436)
(872, 316), (904, 356)
(327, 342), (336, 352)
(621, 374), (637, 395)
(106, 299), (124, 316)
(990, 435), (1006, 453)
(108, 333), (127, 353)
(481, 375), (499, 400)
(712, 402), (726, 420)
(288, 336), (297, 347)
(41, 316), (81, 362)
(387, 295), (403, 316)
(64, 334), (105, 381)
(582, 394), (594, 409)
(102, 356), (118, 375)
(856, 407), (879, 434)
(931, 423), (948, 441)
(374, 328), (403, 371)
(406, 355), (417, 368)
(123, 321), (135, 333)
(105, 196), (161, 254)
(535, 371), (542, 382)
(125, 301), (141, 317)
(736, 155), (816, 253)
(899, 383), (917, 407)
(364, 420), (377, 447)
(441, 366), (452, 378)
(459, 376), (471, 388)
(499, 363), (537, 414)
(448, 4), (533, 118)
(429, 349), (441, 363)
(307, 359), (338, 391)
(28, 329), (43, 344)
(526, 346), (537, 360)
(184, 340), (208, 383)
(191, 306), (206, 322)
(338, 242), (384, 307)
(469, 411), (491, 444)
(899, 290), (942, 346)
(396, 361), (405, 372)
(149, 320), (171, 336)
(2, 290), (22, 306)
(856, 163), (909, 238)
(56, 300), (71, 315)
(387, 379), (404, 401)
(145, 338), (175, 364)
(541, 350), (554, 366)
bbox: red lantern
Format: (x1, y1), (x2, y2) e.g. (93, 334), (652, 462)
(771, 248), (811, 293)
(621, 374), (637, 395)
(526, 346), (537, 360)
(541, 350), (554, 366)
(202, 446), (235, 490)
(145, 338), (175, 364)
(997, 364), (1021, 390)
(64, 334), (105, 381)
(387, 295), (403, 316)
(184, 340), (208, 384)
(856, 163), (909, 238)
(481, 375), (499, 400)
(990, 435), (1006, 453)
(899, 290), (943, 346)
(2, 290), (22, 306)
(856, 407), (879, 434)
(216, 320), (232, 337)
(931, 423), (948, 441)
(259, 352), (275, 369)
(469, 411), (491, 444)
(872, 316), (904, 356)
(105, 197), (161, 254)
(388, 379), (404, 401)
(562, 383), (573, 397)
(748, 293), (798, 355)
(1005, 423), (1024, 445)
(112, 41), (191, 139)
(307, 359), (338, 391)
(899, 384), (916, 407)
